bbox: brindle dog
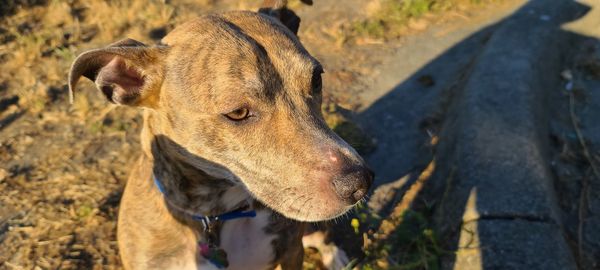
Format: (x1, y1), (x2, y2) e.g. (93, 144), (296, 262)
(68, 1), (373, 269)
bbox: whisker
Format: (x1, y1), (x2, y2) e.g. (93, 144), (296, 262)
(300, 196), (312, 220)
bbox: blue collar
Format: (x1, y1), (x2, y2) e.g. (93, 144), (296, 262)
(152, 174), (256, 230)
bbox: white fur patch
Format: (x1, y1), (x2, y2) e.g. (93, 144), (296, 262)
(167, 261), (219, 270)
(220, 185), (251, 210)
(303, 231), (350, 270)
(220, 210), (276, 270)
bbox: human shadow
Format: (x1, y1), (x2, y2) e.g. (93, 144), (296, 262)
(355, 0), (596, 269)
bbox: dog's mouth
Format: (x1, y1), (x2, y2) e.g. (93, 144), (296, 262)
(254, 188), (360, 222)
(238, 161), (374, 222)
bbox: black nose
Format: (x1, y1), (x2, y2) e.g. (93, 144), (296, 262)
(332, 165), (374, 204)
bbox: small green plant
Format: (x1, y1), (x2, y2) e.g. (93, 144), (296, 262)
(352, 20), (386, 39)
(362, 210), (444, 270)
(53, 47), (76, 63)
(87, 121), (104, 134)
(350, 0), (495, 40)
(77, 204), (94, 219)
(405, 0), (433, 17)
(351, 0), (436, 39)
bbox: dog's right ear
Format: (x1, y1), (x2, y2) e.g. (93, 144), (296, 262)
(68, 38), (168, 108)
(258, 0), (313, 35)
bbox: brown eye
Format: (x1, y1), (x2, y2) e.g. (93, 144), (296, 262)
(224, 107), (250, 121)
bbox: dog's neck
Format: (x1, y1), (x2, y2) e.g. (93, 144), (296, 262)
(141, 112), (253, 219)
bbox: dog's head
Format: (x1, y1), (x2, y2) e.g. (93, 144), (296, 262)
(68, 3), (373, 222)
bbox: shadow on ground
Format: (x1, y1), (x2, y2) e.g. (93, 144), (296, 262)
(357, 0), (599, 268)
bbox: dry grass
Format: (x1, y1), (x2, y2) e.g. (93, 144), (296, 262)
(0, 1), (221, 268)
(0, 0), (222, 118)
(350, 0), (500, 41)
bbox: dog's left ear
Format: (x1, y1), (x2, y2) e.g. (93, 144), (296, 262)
(258, 0), (313, 35)
(68, 38), (168, 107)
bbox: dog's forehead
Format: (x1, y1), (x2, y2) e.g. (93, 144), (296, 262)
(163, 11), (317, 75)
(161, 11), (319, 107)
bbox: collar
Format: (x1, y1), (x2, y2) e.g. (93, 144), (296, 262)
(152, 174), (256, 230)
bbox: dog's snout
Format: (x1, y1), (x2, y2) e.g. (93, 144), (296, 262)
(332, 165), (374, 204)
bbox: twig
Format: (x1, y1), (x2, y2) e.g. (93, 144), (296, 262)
(569, 92), (600, 179)
(3, 261), (24, 269)
(36, 234), (74, 246)
(379, 160), (436, 238)
(568, 90), (596, 265)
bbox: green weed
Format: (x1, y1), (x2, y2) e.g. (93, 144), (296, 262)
(351, 0), (496, 40)
(361, 209), (444, 270)
(76, 203), (94, 219)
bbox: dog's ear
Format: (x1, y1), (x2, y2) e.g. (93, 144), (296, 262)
(68, 38), (168, 107)
(258, 0), (312, 35)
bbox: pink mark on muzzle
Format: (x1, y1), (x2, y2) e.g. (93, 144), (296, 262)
(326, 148), (341, 164)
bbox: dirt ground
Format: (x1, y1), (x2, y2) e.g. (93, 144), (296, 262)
(0, 0), (570, 269)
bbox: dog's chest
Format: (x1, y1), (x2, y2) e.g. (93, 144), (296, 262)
(218, 210), (276, 270)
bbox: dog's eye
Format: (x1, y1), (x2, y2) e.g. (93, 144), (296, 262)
(224, 107), (251, 121)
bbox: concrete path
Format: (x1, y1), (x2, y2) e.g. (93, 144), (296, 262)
(355, 0), (600, 269)
(357, 1), (525, 187)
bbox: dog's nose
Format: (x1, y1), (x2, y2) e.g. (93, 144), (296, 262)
(332, 165), (374, 204)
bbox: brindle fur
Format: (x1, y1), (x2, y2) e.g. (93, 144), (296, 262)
(68, 2), (372, 269)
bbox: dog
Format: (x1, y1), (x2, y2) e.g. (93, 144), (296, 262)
(68, 1), (373, 269)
